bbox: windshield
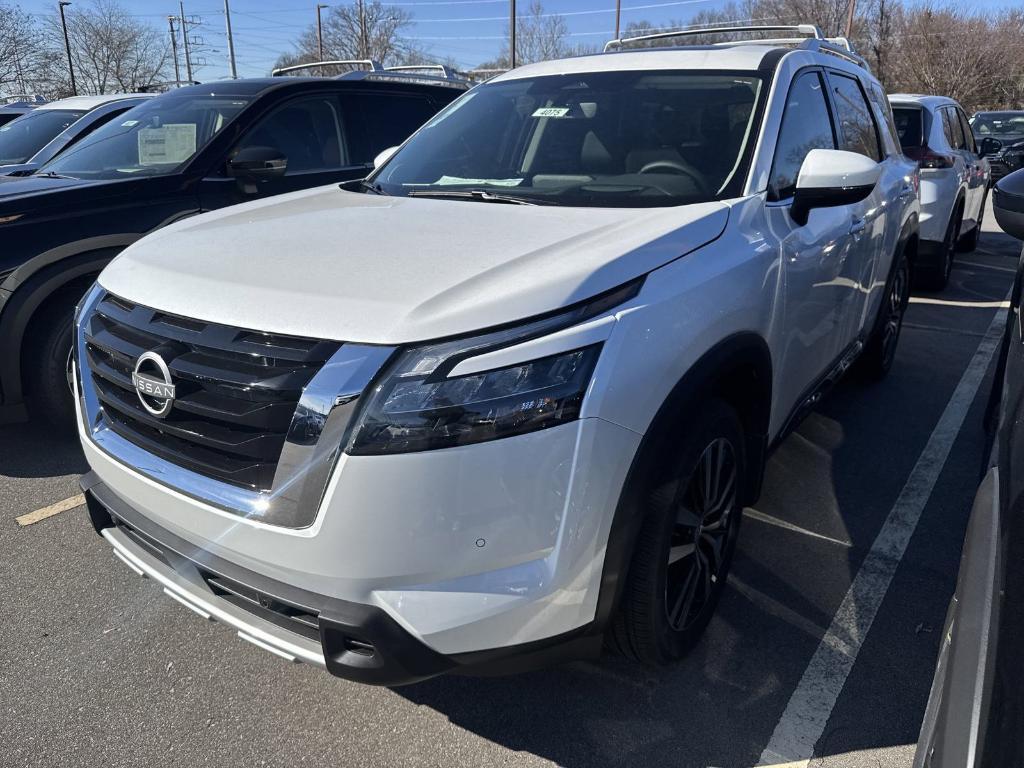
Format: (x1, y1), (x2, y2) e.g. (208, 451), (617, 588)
(0, 109), (85, 164)
(372, 71), (763, 207)
(42, 94), (252, 179)
(971, 113), (1024, 137)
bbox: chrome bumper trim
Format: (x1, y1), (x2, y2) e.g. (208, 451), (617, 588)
(102, 526), (326, 667)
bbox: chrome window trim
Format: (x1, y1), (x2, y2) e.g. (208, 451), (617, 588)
(75, 284), (395, 528)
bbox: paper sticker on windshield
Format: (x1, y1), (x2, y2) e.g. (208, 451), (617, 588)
(532, 107), (570, 118)
(120, 119), (139, 127)
(436, 176), (523, 187)
(138, 123), (196, 165)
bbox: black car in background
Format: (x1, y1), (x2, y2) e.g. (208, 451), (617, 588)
(971, 111), (1024, 182)
(0, 72), (467, 424)
(0, 101), (39, 128)
(913, 168), (1024, 767)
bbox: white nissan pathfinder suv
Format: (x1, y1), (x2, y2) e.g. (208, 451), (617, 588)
(74, 26), (920, 685)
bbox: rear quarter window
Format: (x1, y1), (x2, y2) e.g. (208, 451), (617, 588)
(892, 107), (923, 150)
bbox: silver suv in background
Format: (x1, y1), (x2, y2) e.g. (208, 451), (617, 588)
(889, 94), (989, 289)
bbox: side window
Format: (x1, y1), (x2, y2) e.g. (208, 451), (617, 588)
(956, 108), (976, 153)
(867, 82), (898, 156)
(341, 92), (437, 165)
(944, 108), (966, 150)
(768, 71), (836, 201)
(828, 73), (882, 161)
(233, 96), (347, 174)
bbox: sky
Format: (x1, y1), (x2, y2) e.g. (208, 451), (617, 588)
(19, 0), (1023, 80)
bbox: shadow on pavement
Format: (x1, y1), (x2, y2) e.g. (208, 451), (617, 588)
(0, 418), (87, 479)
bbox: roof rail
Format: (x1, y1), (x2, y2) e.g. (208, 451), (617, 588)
(604, 24), (824, 52)
(602, 23), (870, 71)
(384, 64), (459, 79)
(272, 59), (383, 76)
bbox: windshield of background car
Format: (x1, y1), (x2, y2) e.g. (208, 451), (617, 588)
(0, 109), (85, 164)
(971, 113), (1024, 137)
(41, 94), (253, 179)
(373, 71), (764, 207)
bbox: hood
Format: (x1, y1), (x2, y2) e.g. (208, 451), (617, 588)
(0, 173), (101, 201)
(99, 185), (730, 344)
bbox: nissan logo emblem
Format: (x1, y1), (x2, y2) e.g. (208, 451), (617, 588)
(132, 351), (176, 418)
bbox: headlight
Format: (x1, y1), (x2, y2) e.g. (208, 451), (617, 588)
(345, 279), (641, 455)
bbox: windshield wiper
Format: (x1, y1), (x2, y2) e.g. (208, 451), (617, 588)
(407, 189), (550, 206)
(35, 171), (78, 180)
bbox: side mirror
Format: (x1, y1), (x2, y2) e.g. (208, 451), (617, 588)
(993, 168), (1024, 240)
(227, 146), (287, 181)
(373, 145), (399, 169)
(979, 137), (1002, 157)
(791, 148), (882, 226)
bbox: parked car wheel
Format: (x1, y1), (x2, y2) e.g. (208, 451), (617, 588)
(931, 204), (963, 290)
(862, 245), (910, 379)
(610, 399), (745, 664)
(26, 306), (76, 429)
(958, 192), (986, 252)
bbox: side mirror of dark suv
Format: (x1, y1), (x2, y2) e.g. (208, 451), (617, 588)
(979, 137), (1002, 157)
(993, 168), (1024, 240)
(227, 146), (288, 181)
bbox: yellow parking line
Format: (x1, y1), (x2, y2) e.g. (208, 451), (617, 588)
(16, 494), (85, 526)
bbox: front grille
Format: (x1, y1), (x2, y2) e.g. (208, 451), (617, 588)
(83, 292), (340, 491)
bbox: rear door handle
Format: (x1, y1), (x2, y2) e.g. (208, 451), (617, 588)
(849, 218), (867, 236)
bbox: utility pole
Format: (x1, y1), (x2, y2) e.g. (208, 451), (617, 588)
(58, 1), (77, 96)
(357, 0), (367, 60)
(614, 0), (621, 39)
(509, 0), (516, 68)
(844, 0), (856, 39)
(224, 0), (237, 79)
(316, 3), (328, 61)
(179, 1), (194, 82)
(167, 16), (182, 87)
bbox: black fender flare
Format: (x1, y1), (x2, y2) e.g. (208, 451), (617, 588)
(0, 238), (135, 407)
(590, 331), (773, 634)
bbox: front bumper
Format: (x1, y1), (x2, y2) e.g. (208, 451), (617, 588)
(83, 473), (602, 685)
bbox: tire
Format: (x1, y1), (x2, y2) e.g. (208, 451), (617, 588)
(928, 204), (962, 291)
(861, 244), (910, 380)
(25, 304), (76, 429)
(957, 192), (985, 253)
(609, 398), (745, 664)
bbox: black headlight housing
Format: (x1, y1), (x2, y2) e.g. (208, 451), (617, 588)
(345, 279), (642, 456)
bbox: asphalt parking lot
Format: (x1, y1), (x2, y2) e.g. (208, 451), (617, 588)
(1, 204), (1020, 768)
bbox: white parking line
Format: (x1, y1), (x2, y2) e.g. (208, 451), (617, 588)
(908, 297), (1010, 309)
(756, 297), (1008, 767)
(15, 494), (85, 526)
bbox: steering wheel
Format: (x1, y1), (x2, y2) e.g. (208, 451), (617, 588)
(637, 160), (708, 194)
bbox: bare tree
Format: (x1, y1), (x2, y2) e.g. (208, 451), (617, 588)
(277, 0), (427, 74)
(476, 1), (592, 69)
(0, 2), (42, 96)
(39, 0), (169, 95)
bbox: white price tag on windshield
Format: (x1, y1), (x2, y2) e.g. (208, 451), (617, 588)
(532, 107), (569, 118)
(138, 123), (196, 165)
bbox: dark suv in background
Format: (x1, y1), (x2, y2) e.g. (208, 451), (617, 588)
(0, 71), (466, 425)
(972, 111), (1024, 182)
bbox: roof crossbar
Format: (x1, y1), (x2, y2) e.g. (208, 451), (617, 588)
(272, 59), (383, 76)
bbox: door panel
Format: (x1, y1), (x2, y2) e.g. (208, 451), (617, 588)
(825, 71), (890, 350)
(767, 69), (858, 415)
(956, 106), (986, 227)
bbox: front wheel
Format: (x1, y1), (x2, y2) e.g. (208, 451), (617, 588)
(25, 306), (77, 429)
(861, 246), (910, 380)
(609, 399), (745, 664)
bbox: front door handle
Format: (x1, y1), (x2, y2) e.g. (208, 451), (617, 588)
(849, 218), (867, 236)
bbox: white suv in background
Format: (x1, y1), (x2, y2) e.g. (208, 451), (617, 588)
(889, 94), (989, 289)
(75, 26), (920, 685)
